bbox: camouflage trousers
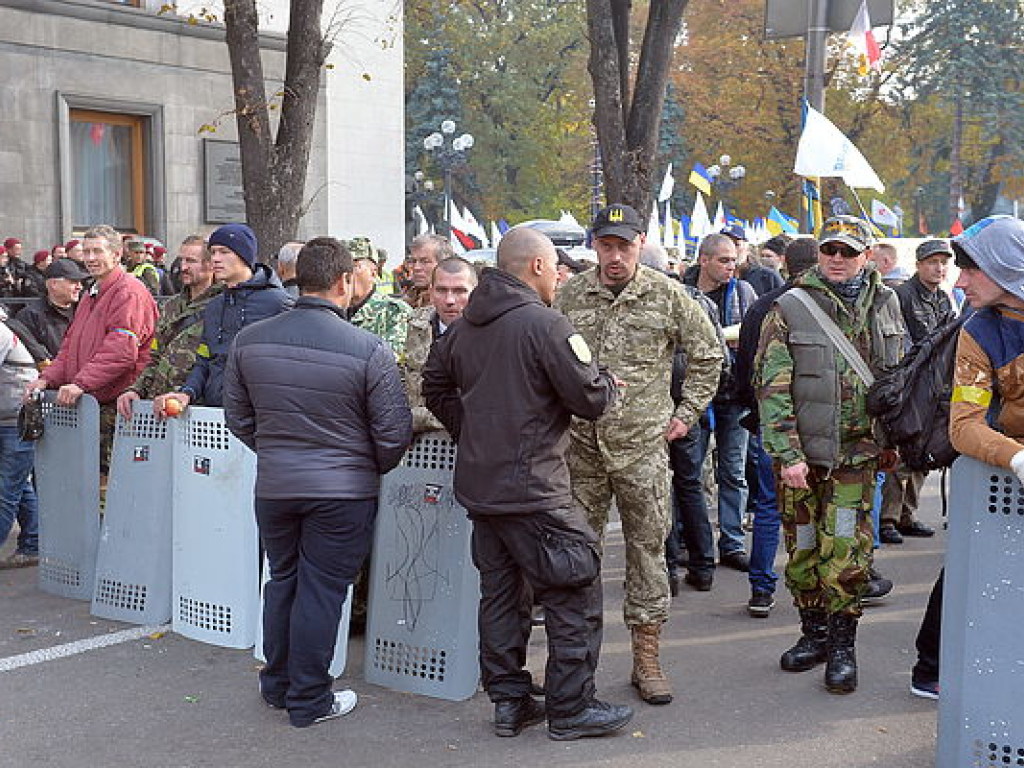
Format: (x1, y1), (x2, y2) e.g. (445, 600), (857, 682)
(568, 440), (671, 626)
(99, 401), (117, 477)
(776, 463), (877, 617)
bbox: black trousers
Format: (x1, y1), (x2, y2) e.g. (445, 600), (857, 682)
(667, 428), (715, 576)
(256, 496), (377, 727)
(913, 569), (943, 684)
(470, 508), (603, 719)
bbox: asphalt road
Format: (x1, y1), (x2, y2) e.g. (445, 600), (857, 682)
(0, 479), (943, 768)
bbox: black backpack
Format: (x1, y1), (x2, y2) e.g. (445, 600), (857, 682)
(866, 316), (966, 471)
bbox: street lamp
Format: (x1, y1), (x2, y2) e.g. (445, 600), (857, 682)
(423, 120), (474, 235)
(706, 154), (747, 211)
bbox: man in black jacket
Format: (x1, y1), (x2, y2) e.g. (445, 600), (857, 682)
(9, 258), (89, 365)
(223, 237), (412, 728)
(423, 227), (633, 742)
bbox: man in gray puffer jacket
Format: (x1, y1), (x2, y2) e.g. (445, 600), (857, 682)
(223, 237), (412, 729)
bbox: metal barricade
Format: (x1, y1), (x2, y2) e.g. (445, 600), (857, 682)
(364, 433), (480, 701)
(91, 402), (173, 624)
(938, 456), (1024, 768)
(171, 407), (259, 649)
(35, 393), (100, 600)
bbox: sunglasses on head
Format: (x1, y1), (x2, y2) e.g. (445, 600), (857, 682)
(820, 242), (862, 259)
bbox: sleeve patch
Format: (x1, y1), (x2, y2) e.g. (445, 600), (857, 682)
(567, 334), (593, 365)
(952, 385), (992, 407)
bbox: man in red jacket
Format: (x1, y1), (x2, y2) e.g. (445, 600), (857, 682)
(25, 224), (158, 478)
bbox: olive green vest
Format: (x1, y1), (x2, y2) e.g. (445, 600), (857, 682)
(775, 284), (904, 467)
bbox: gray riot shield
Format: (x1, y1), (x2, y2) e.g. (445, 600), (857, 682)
(938, 456), (1024, 767)
(35, 393), (100, 600)
(171, 407), (259, 649)
(91, 401), (173, 624)
(364, 433), (480, 701)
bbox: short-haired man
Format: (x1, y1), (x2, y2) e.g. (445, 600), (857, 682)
(275, 241), (303, 298)
(25, 224), (159, 478)
(423, 227), (632, 741)
(755, 216), (904, 693)
(722, 223), (784, 296)
(879, 239), (957, 545)
(909, 216), (1024, 700)
(873, 242), (910, 287)
(347, 236), (412, 356)
(224, 236), (412, 728)
(9, 258), (90, 367)
(403, 257), (477, 433)
(556, 204), (723, 705)
(116, 235), (221, 419)
(403, 234), (455, 308)
(125, 239), (160, 296)
(684, 233), (758, 576)
(157, 223), (292, 412)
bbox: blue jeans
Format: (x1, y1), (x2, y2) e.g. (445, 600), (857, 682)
(871, 472), (883, 548)
(0, 425), (38, 555)
(700, 402), (749, 557)
(746, 429), (779, 593)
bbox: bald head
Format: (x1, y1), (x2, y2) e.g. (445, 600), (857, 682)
(497, 228), (556, 279)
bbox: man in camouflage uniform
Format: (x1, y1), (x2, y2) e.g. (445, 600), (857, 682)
(402, 234), (455, 308)
(754, 216), (904, 694)
(403, 256), (477, 433)
(554, 204), (722, 706)
(115, 235), (219, 418)
(347, 237), (411, 357)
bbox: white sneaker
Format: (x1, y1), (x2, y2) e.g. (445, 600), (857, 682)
(313, 690), (358, 723)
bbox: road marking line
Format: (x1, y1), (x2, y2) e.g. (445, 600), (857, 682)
(0, 623), (170, 673)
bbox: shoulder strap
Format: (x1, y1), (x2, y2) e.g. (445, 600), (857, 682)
(788, 288), (875, 387)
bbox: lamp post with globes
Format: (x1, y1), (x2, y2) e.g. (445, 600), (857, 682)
(423, 120), (474, 236)
(706, 154), (747, 213)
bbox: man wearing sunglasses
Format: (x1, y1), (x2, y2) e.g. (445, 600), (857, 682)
(754, 215), (905, 694)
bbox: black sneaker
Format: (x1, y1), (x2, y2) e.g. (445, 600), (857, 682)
(683, 570), (713, 592)
(548, 700), (634, 741)
(910, 679), (939, 700)
(897, 521), (935, 538)
(862, 568), (893, 605)
(747, 590), (776, 618)
(494, 696), (546, 737)
(879, 525), (903, 545)
(720, 551), (750, 572)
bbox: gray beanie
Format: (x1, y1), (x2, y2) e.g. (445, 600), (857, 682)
(952, 216), (1024, 301)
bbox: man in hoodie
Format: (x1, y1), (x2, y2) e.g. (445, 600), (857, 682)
(423, 227), (633, 742)
(155, 224), (292, 413)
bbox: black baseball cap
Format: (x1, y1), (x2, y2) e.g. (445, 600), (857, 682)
(44, 258), (91, 281)
(916, 239), (952, 261)
(591, 204), (645, 240)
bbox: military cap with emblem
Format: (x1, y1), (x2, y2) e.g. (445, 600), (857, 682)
(591, 204), (645, 241)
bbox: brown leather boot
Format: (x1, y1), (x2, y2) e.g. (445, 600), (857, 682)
(630, 623), (673, 705)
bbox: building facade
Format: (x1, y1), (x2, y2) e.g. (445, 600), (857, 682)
(0, 0), (404, 264)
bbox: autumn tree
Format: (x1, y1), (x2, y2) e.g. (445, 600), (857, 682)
(585, 0), (687, 219)
(222, 0), (329, 259)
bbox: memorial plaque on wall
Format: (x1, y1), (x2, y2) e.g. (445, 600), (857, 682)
(203, 139), (246, 224)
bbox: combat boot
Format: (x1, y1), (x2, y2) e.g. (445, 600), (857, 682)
(780, 608), (829, 672)
(824, 613), (858, 694)
(630, 623), (673, 705)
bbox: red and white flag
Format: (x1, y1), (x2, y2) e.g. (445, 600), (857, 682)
(848, 0), (882, 75)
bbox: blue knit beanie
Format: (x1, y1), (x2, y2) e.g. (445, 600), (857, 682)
(208, 223), (258, 267)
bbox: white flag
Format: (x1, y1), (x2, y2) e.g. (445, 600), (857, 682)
(489, 221), (502, 247)
(713, 201), (727, 231)
(870, 199), (898, 229)
(648, 201), (661, 244)
(413, 205), (429, 236)
(690, 192), (712, 240)
(794, 104), (885, 192)
(662, 201), (674, 248)
(658, 163), (675, 202)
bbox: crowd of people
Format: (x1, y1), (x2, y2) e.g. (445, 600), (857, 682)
(3, 207), (1021, 738)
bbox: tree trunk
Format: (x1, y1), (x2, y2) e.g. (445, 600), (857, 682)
(587, 0), (688, 220)
(223, 0), (327, 261)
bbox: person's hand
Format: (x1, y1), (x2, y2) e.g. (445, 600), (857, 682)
(154, 391), (190, 419)
(55, 383), (84, 407)
(1011, 450), (1024, 486)
(117, 390), (140, 421)
(23, 378), (47, 403)
(780, 461), (810, 490)
(663, 417), (689, 442)
(878, 448), (900, 472)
